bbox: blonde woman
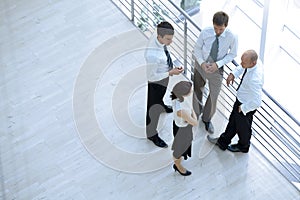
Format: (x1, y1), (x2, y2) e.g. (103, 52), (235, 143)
(170, 81), (198, 176)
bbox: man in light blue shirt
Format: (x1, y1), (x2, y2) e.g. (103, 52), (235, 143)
(208, 50), (264, 153)
(193, 11), (238, 133)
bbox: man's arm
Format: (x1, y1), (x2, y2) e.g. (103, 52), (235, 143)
(169, 67), (184, 76)
(177, 109), (198, 126)
(216, 34), (238, 67)
(193, 32), (205, 66)
(231, 65), (244, 81)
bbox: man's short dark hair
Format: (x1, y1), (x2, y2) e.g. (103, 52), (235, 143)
(157, 21), (174, 37)
(213, 11), (229, 27)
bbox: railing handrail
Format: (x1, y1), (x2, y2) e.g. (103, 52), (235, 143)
(167, 0), (201, 32)
(262, 88), (300, 126)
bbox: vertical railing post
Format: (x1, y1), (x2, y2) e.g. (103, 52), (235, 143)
(131, 0), (135, 21)
(183, 19), (188, 74)
(260, 0), (270, 63)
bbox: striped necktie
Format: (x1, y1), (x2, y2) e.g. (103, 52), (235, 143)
(164, 45), (173, 70)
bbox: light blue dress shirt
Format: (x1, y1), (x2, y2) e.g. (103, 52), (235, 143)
(194, 27), (238, 68)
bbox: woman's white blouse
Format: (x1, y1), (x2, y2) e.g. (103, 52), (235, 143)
(172, 99), (191, 127)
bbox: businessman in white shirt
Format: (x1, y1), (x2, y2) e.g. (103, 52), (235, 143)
(208, 50), (264, 153)
(145, 21), (183, 148)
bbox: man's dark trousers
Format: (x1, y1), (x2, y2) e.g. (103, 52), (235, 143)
(146, 77), (169, 138)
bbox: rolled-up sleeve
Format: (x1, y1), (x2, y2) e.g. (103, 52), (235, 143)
(194, 32), (205, 65)
(216, 34), (238, 68)
(232, 65), (244, 78)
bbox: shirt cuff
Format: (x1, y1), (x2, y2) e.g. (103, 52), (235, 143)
(197, 58), (205, 66)
(216, 60), (224, 68)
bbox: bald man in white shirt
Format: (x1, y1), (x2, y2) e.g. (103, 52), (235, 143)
(208, 50), (264, 153)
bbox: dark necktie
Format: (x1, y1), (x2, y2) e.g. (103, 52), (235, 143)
(207, 36), (219, 63)
(236, 68), (248, 91)
(164, 45), (173, 70)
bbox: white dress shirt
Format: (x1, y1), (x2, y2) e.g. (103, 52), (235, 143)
(172, 99), (190, 127)
(144, 34), (171, 82)
(193, 27), (238, 68)
(232, 61), (264, 115)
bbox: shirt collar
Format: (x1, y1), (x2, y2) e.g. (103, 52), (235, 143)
(247, 63), (258, 72)
(216, 29), (227, 38)
(155, 37), (165, 48)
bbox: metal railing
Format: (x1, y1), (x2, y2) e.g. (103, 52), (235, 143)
(112, 0), (300, 190)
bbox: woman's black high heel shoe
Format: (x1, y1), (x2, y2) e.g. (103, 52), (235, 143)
(173, 164), (192, 176)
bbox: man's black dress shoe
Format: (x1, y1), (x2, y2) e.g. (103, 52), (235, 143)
(207, 135), (227, 151)
(148, 136), (168, 148)
(227, 144), (249, 153)
(163, 105), (173, 113)
(202, 120), (214, 133)
(173, 164), (191, 176)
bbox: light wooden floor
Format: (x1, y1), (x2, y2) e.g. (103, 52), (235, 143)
(0, 0), (299, 199)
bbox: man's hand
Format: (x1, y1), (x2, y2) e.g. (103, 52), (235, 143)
(226, 73), (235, 86)
(169, 67), (184, 76)
(201, 62), (218, 73)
